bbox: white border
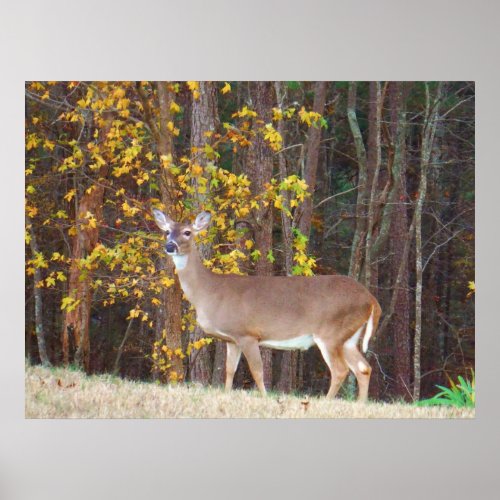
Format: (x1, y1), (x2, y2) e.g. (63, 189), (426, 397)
(1, 1), (495, 499)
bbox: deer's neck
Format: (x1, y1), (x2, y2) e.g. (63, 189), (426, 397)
(172, 250), (213, 306)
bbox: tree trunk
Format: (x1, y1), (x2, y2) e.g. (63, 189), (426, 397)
(298, 81), (328, 240)
(156, 82), (184, 382)
(26, 217), (51, 366)
(274, 81), (297, 393)
(413, 82), (443, 400)
(189, 81), (219, 385)
(62, 177), (108, 369)
(347, 82), (368, 280)
(364, 82), (382, 290)
(246, 81), (275, 389)
(386, 83), (411, 400)
(61, 111), (112, 370)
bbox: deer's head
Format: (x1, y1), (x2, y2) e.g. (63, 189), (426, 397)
(152, 210), (211, 256)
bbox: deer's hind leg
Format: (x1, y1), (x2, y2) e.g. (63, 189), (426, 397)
(315, 338), (349, 399)
(343, 341), (372, 403)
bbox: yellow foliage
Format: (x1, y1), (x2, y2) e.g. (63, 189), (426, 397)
(61, 296), (80, 312)
(128, 308), (141, 319)
(113, 88), (126, 99)
(298, 107), (324, 127)
(160, 277), (175, 287)
(187, 81), (200, 100)
(170, 101), (181, 114)
(191, 164), (204, 177)
(263, 123), (283, 151)
(232, 106), (258, 119)
(272, 108), (283, 121)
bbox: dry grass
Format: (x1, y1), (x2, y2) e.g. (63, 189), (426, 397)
(25, 365), (474, 419)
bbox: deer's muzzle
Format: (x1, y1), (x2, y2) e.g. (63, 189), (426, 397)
(165, 242), (178, 254)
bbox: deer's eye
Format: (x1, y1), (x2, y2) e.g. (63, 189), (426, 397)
(183, 230), (191, 237)
(165, 230), (170, 236)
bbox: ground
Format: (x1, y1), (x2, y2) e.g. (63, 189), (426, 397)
(25, 365), (474, 419)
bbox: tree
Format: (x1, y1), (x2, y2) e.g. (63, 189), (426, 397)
(413, 82), (444, 400)
(387, 82), (411, 400)
(245, 81), (275, 388)
(189, 81), (219, 384)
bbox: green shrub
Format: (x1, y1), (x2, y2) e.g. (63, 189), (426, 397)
(416, 370), (475, 408)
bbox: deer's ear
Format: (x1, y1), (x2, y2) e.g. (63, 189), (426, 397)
(192, 211), (212, 233)
(152, 209), (173, 232)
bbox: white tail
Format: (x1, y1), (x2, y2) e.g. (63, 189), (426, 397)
(362, 306), (375, 354)
(153, 210), (382, 402)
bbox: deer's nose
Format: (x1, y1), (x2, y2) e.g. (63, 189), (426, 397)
(166, 242), (178, 254)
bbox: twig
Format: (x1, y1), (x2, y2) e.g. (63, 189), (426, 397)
(313, 185), (361, 209)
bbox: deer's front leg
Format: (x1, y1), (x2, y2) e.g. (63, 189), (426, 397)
(225, 342), (242, 392)
(239, 337), (267, 395)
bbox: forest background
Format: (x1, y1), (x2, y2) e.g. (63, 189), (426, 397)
(24, 81), (475, 402)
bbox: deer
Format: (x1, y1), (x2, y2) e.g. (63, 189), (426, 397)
(152, 209), (382, 402)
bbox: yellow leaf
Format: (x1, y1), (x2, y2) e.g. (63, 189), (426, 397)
(64, 189), (76, 202)
(127, 308), (141, 319)
(26, 134), (39, 151)
(221, 82), (231, 94)
(146, 151), (154, 161)
(167, 121), (180, 136)
(170, 101), (181, 113)
(55, 210), (68, 219)
(61, 296), (80, 312)
(113, 88), (126, 99)
(244, 240), (254, 250)
(272, 108), (283, 121)
(191, 164), (203, 177)
(160, 277), (175, 287)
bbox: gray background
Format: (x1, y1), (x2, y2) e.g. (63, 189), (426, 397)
(1, 1), (496, 499)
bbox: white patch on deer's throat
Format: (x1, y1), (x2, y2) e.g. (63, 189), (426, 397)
(260, 335), (315, 351)
(171, 254), (188, 270)
(314, 338), (332, 370)
(344, 325), (364, 350)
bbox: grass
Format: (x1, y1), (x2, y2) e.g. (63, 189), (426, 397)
(25, 365), (475, 419)
(416, 371), (475, 408)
